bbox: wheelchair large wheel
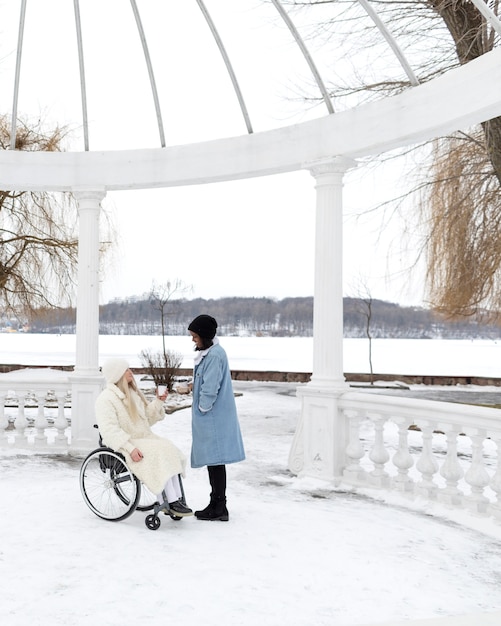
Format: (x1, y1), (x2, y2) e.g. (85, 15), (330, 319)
(136, 483), (158, 512)
(80, 448), (141, 521)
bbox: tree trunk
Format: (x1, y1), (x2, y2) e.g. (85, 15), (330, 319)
(429, 1), (501, 185)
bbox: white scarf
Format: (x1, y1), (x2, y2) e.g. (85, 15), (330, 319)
(193, 336), (219, 366)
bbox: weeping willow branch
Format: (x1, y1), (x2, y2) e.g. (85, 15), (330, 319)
(421, 129), (501, 318)
(281, 0), (501, 318)
(0, 114), (112, 316)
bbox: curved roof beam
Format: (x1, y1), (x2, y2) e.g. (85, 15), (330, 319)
(7, 46), (501, 192)
(195, 0), (253, 134)
(73, 0), (90, 151)
(357, 0), (419, 87)
(469, 0), (501, 37)
(270, 0), (334, 114)
(129, 0), (166, 147)
(10, 0), (27, 150)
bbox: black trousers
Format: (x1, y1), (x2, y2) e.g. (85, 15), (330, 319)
(208, 464), (226, 499)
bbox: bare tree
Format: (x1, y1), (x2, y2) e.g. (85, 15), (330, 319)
(149, 279), (193, 355)
(139, 347), (183, 393)
(0, 116), (80, 315)
(1, 114), (117, 323)
(352, 278), (375, 384)
(140, 279), (193, 391)
(278, 0), (501, 316)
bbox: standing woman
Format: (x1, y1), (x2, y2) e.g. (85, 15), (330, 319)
(188, 315), (245, 521)
(95, 358), (193, 517)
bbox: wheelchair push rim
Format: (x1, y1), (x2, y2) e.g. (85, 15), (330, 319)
(80, 448), (141, 521)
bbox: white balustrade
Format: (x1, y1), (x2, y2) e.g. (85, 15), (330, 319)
(416, 421), (439, 499)
(343, 410), (366, 484)
(391, 417), (414, 492)
(0, 369), (71, 450)
(464, 432), (491, 513)
(368, 415), (391, 487)
(33, 391), (48, 446)
(438, 427), (464, 505)
(338, 391), (501, 522)
(14, 395), (29, 446)
(53, 390), (71, 447)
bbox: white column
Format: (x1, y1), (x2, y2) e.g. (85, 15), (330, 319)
(74, 189), (105, 375)
(70, 189), (106, 455)
(310, 158), (355, 386)
(289, 157), (356, 481)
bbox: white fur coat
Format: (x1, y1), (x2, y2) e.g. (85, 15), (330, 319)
(95, 384), (186, 494)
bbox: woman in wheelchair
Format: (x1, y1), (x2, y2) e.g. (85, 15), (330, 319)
(95, 358), (193, 517)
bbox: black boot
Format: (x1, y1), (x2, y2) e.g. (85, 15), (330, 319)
(195, 466), (229, 521)
(195, 496), (229, 521)
(194, 493), (215, 518)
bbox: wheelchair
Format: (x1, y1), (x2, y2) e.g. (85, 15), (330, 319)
(79, 428), (187, 531)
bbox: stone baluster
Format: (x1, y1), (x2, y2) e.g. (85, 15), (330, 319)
(416, 422), (439, 498)
(368, 416), (390, 487)
(391, 418), (414, 492)
(14, 393), (29, 445)
(438, 427), (464, 506)
(464, 431), (490, 514)
(33, 392), (48, 447)
(488, 436), (501, 521)
(52, 391), (69, 446)
(343, 410), (366, 484)
(0, 393), (9, 444)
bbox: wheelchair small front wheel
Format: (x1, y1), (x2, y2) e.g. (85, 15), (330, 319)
(145, 514), (161, 530)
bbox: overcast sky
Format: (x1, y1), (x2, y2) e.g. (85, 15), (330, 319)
(0, 0), (427, 307)
(100, 159), (425, 306)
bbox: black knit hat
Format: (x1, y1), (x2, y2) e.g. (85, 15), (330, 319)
(188, 314), (218, 339)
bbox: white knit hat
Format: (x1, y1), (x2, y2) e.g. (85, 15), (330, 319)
(101, 358), (130, 384)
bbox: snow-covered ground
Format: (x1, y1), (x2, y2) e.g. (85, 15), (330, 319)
(2, 336), (501, 624)
(2, 380), (501, 626)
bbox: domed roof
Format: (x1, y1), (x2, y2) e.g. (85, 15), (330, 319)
(0, 0), (500, 192)
(0, 1), (313, 151)
(0, 0), (438, 152)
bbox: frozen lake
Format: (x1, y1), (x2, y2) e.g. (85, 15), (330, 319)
(1, 333), (501, 377)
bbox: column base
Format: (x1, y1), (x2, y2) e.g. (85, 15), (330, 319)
(289, 382), (349, 481)
(69, 371), (104, 454)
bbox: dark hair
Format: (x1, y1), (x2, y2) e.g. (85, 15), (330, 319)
(197, 336), (214, 351)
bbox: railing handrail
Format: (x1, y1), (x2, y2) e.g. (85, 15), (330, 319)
(340, 390), (501, 433)
(0, 368), (71, 383)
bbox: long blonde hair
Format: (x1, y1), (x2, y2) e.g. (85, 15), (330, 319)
(116, 372), (147, 421)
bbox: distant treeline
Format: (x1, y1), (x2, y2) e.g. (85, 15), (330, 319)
(23, 295), (501, 339)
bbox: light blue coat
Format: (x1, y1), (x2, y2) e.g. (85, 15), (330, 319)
(191, 343), (245, 468)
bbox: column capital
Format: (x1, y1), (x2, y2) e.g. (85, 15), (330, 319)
(73, 188), (106, 204)
(304, 156), (357, 178)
